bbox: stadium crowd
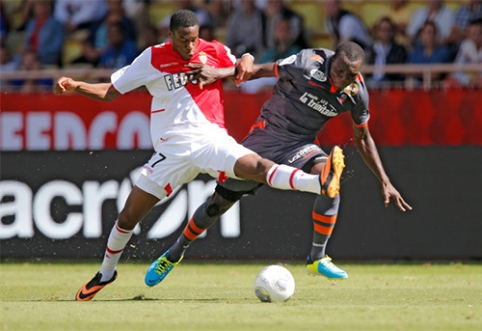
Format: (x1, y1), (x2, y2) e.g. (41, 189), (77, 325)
(1, 0), (481, 91)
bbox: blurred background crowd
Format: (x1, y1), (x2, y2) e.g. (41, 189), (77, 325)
(0, 0), (481, 92)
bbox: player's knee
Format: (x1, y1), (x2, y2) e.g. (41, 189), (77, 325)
(235, 154), (274, 182)
(206, 192), (237, 217)
(117, 210), (139, 230)
(206, 202), (221, 217)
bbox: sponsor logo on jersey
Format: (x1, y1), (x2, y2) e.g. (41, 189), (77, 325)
(279, 54), (297, 66)
(288, 145), (320, 164)
(164, 72), (200, 90)
(160, 62), (179, 68)
(199, 51), (208, 64)
(344, 83), (359, 97)
(310, 69), (327, 82)
(299, 92), (338, 117)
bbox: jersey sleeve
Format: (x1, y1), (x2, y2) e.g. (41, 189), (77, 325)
(274, 50), (307, 81)
(111, 47), (153, 94)
(213, 40), (236, 68)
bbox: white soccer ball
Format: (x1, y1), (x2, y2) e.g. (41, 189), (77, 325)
(254, 265), (295, 303)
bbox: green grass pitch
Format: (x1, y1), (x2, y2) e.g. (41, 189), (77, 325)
(1, 261), (481, 330)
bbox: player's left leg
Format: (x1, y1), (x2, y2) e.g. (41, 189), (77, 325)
(145, 179), (260, 287)
(305, 194), (348, 279)
(145, 191), (236, 286)
(76, 180), (161, 301)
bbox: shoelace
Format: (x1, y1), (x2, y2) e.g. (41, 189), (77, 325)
(155, 259), (172, 274)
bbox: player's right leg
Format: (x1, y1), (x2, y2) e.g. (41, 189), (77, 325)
(75, 179), (161, 301)
(234, 146), (345, 197)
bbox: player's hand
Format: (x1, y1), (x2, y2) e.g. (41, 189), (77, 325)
(185, 63), (218, 89)
(382, 182), (412, 212)
(54, 77), (78, 94)
(235, 54), (254, 87)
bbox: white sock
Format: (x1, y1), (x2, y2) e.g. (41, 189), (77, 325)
(266, 164), (321, 194)
(99, 221), (133, 282)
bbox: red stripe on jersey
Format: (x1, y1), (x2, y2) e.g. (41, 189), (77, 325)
(164, 183), (172, 196)
(329, 78), (338, 93)
(308, 81), (326, 89)
(151, 108), (165, 113)
(150, 40), (236, 129)
(218, 171), (228, 183)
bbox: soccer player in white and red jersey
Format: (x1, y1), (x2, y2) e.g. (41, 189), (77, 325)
(147, 42), (413, 287)
(54, 10), (345, 301)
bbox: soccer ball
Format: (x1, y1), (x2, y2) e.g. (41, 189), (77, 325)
(254, 265), (295, 303)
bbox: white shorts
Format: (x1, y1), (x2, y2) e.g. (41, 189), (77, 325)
(136, 125), (254, 199)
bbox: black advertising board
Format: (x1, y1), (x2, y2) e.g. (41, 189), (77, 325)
(1, 147), (482, 261)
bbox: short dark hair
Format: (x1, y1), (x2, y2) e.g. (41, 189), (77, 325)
(335, 41), (365, 62)
(170, 10), (199, 32)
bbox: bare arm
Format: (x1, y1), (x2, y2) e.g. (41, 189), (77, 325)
(54, 77), (121, 102)
(249, 63), (277, 79)
(353, 123), (412, 212)
(185, 60), (277, 88)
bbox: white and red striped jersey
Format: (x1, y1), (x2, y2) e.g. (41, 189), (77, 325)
(111, 39), (236, 149)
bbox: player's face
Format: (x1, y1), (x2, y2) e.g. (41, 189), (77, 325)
(329, 52), (363, 90)
(169, 26), (199, 61)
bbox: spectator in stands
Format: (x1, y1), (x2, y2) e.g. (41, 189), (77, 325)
(367, 17), (408, 88)
(54, 0), (108, 33)
(98, 21), (137, 69)
(122, 0), (148, 33)
(449, 0), (482, 45)
(323, 0), (372, 52)
(372, 0), (414, 45)
(0, 44), (17, 70)
(202, 0), (233, 30)
(241, 17), (301, 94)
(258, 17), (301, 63)
(406, 21), (452, 86)
(225, 0), (266, 57)
(406, 0), (455, 51)
(13, 0), (34, 32)
(0, 0), (11, 45)
(0, 44), (18, 89)
(23, 0), (64, 66)
(138, 23), (159, 52)
(199, 24), (215, 42)
(71, 0), (136, 68)
(157, 0), (211, 43)
(10, 49), (53, 92)
(263, 0), (307, 50)
(445, 18), (482, 88)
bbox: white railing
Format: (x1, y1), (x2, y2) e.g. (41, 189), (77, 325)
(1, 64), (481, 90)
